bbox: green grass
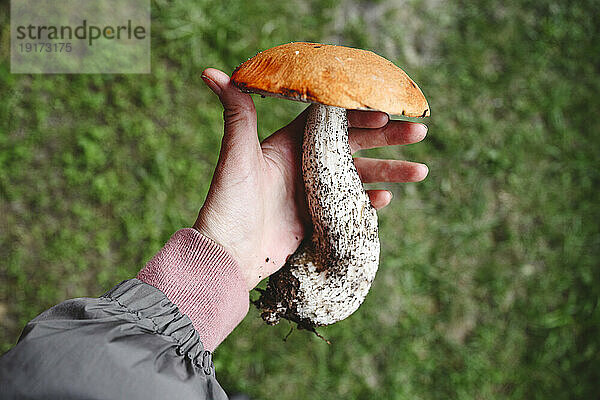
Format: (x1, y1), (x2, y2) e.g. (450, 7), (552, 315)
(1, 0), (599, 398)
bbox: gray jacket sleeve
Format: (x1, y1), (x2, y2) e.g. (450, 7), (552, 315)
(0, 279), (229, 400)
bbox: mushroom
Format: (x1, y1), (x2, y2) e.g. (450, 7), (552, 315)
(231, 42), (429, 330)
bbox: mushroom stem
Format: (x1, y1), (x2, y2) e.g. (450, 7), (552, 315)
(257, 103), (380, 327)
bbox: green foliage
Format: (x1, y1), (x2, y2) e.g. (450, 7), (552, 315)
(1, 0), (598, 398)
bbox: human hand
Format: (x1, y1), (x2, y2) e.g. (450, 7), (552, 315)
(194, 68), (428, 291)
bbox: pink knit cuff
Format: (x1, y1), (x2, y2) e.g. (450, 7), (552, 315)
(137, 228), (249, 351)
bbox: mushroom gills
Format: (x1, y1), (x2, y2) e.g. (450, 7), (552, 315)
(257, 104), (380, 327)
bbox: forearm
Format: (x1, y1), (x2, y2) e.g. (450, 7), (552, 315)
(0, 280), (228, 399)
(0, 228), (249, 399)
(137, 228), (250, 351)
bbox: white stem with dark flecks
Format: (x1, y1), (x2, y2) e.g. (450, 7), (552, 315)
(284, 103), (380, 325)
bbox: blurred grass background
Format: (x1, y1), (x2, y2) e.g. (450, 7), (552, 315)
(1, 0), (599, 398)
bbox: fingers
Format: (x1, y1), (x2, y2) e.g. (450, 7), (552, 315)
(347, 110), (389, 129)
(349, 121), (427, 153)
(201, 68), (260, 155)
(271, 108), (390, 145)
(367, 190), (393, 209)
(354, 157), (428, 183)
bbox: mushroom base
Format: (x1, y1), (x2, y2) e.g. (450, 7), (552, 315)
(255, 104), (380, 330)
(253, 252), (317, 329)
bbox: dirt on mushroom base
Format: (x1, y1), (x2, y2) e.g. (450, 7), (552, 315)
(253, 244), (337, 343)
(253, 250), (310, 327)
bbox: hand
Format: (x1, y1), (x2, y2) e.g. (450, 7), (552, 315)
(194, 68), (428, 291)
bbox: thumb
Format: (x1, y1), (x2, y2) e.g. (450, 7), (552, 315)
(202, 68), (259, 155)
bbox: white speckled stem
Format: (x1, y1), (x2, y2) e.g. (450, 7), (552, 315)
(287, 103), (380, 325)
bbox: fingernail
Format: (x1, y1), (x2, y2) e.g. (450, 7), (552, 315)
(418, 164), (429, 181)
(418, 123), (428, 138)
(201, 74), (222, 95)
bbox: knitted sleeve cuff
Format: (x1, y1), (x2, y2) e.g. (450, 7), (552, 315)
(137, 228), (249, 350)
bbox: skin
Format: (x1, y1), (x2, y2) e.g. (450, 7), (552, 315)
(194, 68), (428, 291)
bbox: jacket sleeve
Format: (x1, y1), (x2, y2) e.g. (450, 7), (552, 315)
(0, 229), (250, 400)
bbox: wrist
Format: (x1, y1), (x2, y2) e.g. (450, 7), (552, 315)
(192, 219), (255, 291)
